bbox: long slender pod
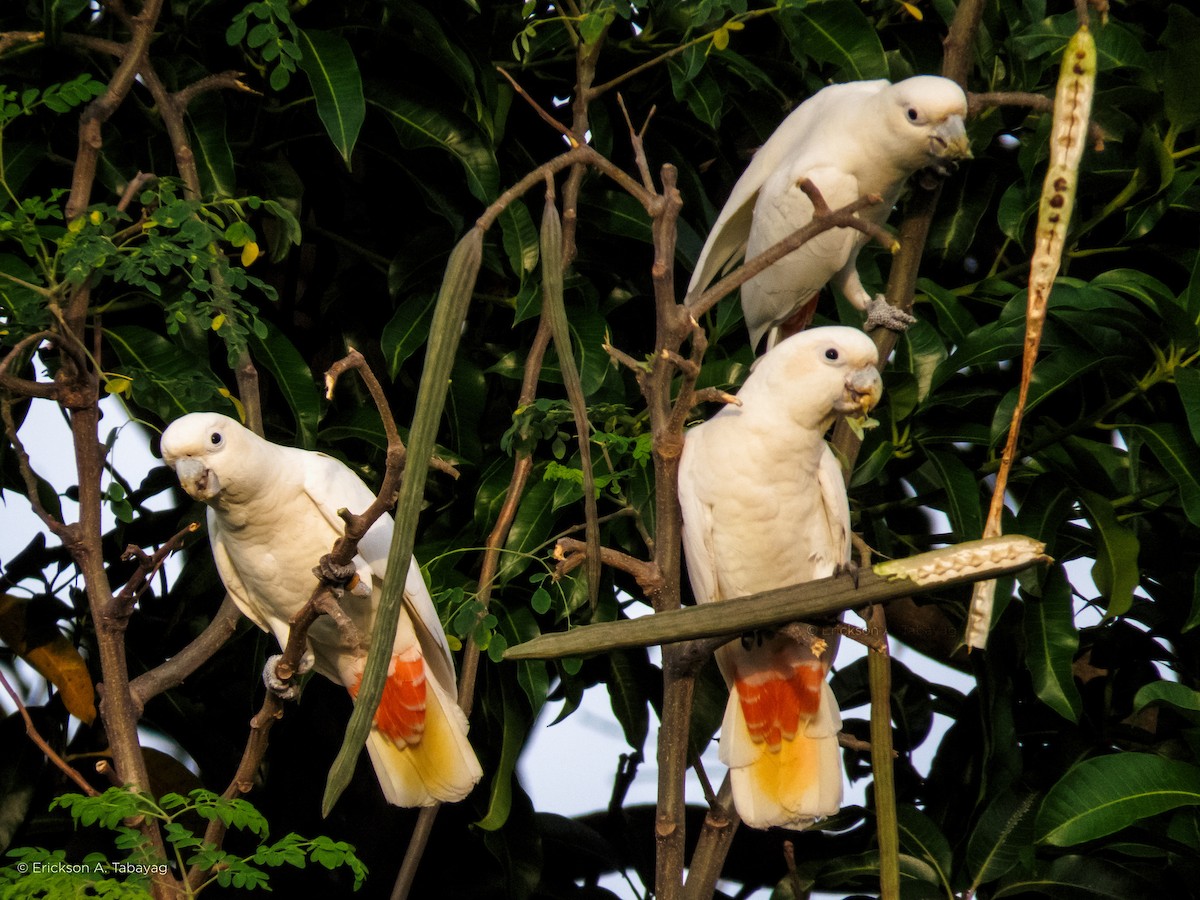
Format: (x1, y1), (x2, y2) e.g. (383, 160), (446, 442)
(966, 23), (1097, 649)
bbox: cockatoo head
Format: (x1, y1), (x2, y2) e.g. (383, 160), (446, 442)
(161, 412), (264, 504)
(749, 326), (882, 432)
(881, 75), (971, 176)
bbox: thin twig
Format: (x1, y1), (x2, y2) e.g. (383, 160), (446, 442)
(0, 668), (99, 796)
(496, 66), (576, 145)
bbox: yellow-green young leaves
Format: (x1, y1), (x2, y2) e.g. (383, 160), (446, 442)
(967, 24), (1097, 651)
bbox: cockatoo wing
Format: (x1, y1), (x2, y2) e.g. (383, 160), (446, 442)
(686, 80), (889, 300)
(295, 447), (480, 806)
(678, 447), (721, 607)
(816, 442), (852, 564)
(298, 449), (457, 687)
(742, 165), (867, 349)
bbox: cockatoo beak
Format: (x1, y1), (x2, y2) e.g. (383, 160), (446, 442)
(928, 115), (971, 174)
(173, 457), (221, 501)
(837, 365), (883, 417)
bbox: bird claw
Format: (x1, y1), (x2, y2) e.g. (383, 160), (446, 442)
(316, 554), (358, 586)
(263, 652), (313, 700)
(863, 295), (916, 332)
(835, 559), (860, 589)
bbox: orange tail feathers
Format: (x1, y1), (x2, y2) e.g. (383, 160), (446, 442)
(349, 649), (482, 807)
(350, 652), (427, 746)
(722, 665), (842, 829)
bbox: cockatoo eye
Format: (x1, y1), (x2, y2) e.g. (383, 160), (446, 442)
(906, 107), (920, 122)
(825, 348), (839, 361)
(209, 432), (224, 447)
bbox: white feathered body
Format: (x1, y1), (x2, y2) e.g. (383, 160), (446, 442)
(687, 77), (970, 349)
(161, 413), (482, 807)
(678, 327), (882, 828)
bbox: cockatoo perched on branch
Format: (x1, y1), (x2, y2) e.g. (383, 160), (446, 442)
(687, 76), (971, 351)
(678, 326), (883, 829)
(161, 412), (481, 807)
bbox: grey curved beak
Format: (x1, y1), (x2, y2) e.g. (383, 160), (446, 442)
(930, 114), (972, 171)
(173, 457), (220, 501)
(839, 366), (883, 417)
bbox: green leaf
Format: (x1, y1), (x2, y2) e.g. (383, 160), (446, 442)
(1187, 567), (1200, 634)
(1014, 474), (1075, 559)
(447, 357), (487, 462)
(1176, 367), (1200, 447)
(186, 94), (237, 198)
(990, 348), (1115, 446)
(369, 84), (499, 202)
(788, 1), (888, 80)
(606, 649), (649, 752)
(475, 673), (527, 831)
(917, 278), (977, 349)
(499, 475), (557, 584)
(1133, 681), (1200, 719)
(897, 320), (947, 406)
(499, 198), (539, 284)
(296, 28), (365, 168)
(923, 447), (983, 540)
(1023, 567), (1082, 722)
(1078, 489), (1140, 617)
(247, 320), (320, 449)
(104, 326), (228, 422)
(931, 320), (1024, 391)
(966, 789), (1039, 889)
(1122, 422), (1200, 527)
(1035, 753), (1200, 846)
(1163, 6), (1200, 131)
(995, 855), (1151, 899)
(896, 805), (953, 896)
(381, 293), (436, 378)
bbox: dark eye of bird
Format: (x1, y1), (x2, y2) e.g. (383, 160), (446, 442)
(907, 107), (919, 122)
(825, 348), (839, 361)
(210, 432), (223, 446)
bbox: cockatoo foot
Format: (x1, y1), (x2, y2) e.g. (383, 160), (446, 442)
(863, 295), (916, 332)
(263, 652), (314, 700)
(316, 554), (358, 586)
(834, 558), (860, 589)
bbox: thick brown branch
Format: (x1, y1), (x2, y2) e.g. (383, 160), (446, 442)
(129, 595), (242, 710)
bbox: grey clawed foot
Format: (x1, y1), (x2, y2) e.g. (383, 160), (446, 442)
(863, 295), (916, 333)
(835, 559), (860, 589)
(263, 652), (314, 700)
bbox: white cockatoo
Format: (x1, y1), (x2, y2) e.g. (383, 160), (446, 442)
(160, 412), (482, 807)
(678, 326), (883, 829)
(687, 76), (971, 351)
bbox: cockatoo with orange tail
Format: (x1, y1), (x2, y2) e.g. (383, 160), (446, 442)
(686, 76), (970, 352)
(161, 412), (481, 807)
(678, 326), (882, 828)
